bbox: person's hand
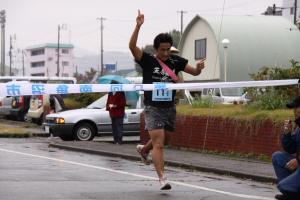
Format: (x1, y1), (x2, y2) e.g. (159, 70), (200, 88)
(285, 158), (299, 171)
(136, 10), (144, 27)
(109, 104), (114, 109)
(283, 119), (293, 134)
(196, 58), (206, 72)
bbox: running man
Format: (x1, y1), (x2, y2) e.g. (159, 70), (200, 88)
(129, 10), (206, 190)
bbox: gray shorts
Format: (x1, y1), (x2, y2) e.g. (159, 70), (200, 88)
(144, 105), (176, 132)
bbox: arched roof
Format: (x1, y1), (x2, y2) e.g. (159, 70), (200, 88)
(179, 15), (300, 81)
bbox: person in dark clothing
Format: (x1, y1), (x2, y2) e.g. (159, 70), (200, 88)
(129, 10), (205, 190)
(106, 81), (126, 145)
(49, 94), (66, 113)
(272, 96), (300, 200)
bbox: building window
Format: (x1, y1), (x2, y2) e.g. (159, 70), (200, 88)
(195, 38), (207, 60)
(31, 73), (45, 76)
(31, 61), (45, 68)
(62, 61), (69, 66)
(31, 49), (45, 56)
(290, 7), (294, 15)
(62, 49), (69, 54)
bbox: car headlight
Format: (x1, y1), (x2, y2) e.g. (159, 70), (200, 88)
(55, 117), (65, 124)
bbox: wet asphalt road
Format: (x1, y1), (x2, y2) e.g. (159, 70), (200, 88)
(0, 138), (278, 200)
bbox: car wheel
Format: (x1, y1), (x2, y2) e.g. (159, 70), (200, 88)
(74, 122), (95, 141)
(59, 135), (74, 141)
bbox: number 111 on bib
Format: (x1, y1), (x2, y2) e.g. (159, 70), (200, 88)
(152, 89), (172, 101)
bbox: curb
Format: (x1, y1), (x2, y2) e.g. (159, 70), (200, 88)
(0, 133), (50, 138)
(32, 133), (50, 137)
(49, 143), (276, 183)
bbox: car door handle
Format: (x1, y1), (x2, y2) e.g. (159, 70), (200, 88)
(131, 112), (137, 114)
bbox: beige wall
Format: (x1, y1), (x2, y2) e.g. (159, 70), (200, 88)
(181, 20), (220, 82)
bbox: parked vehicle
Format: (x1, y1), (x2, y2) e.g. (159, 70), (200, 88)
(10, 95), (31, 121)
(0, 76), (76, 120)
(27, 94), (66, 125)
(185, 87), (248, 104)
(0, 81), (29, 120)
(0, 96), (13, 118)
(26, 77), (76, 124)
(44, 93), (143, 141)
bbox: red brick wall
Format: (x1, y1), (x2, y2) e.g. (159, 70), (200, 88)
(140, 114), (283, 157)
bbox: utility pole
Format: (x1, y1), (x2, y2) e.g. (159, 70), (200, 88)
(9, 35), (12, 76)
(0, 10), (6, 76)
(272, 4), (276, 15)
(97, 17), (106, 76)
(294, 0), (298, 25)
(177, 10), (187, 36)
(22, 50), (25, 76)
(57, 25), (60, 77)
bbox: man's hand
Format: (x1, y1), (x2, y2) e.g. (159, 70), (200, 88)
(285, 158), (299, 171)
(184, 58), (206, 76)
(136, 10), (144, 27)
(283, 119), (293, 134)
(196, 58), (206, 72)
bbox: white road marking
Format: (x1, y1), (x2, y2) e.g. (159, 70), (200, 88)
(0, 147), (273, 200)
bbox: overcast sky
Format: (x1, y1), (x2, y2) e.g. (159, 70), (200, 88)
(1, 0), (283, 55)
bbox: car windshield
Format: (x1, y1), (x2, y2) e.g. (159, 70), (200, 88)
(221, 88), (244, 97)
(87, 94), (108, 109)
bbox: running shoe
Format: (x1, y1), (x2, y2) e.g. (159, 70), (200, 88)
(159, 177), (172, 190)
(136, 144), (151, 165)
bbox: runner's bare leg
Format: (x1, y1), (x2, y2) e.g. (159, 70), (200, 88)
(149, 129), (165, 179)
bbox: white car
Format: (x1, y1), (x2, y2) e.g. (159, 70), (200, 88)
(44, 93), (143, 141)
(185, 87), (249, 104)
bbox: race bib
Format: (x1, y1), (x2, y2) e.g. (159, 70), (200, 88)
(152, 82), (172, 101)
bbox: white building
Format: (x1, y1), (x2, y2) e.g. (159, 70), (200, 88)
(282, 0), (300, 24)
(26, 43), (74, 77)
(179, 15), (300, 82)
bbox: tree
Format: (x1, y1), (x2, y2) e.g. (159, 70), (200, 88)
(74, 67), (97, 83)
(168, 29), (181, 48)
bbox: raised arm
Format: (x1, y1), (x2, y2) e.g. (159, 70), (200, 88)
(129, 10), (144, 62)
(184, 58), (206, 76)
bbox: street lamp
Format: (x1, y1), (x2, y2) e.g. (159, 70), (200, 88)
(221, 38), (230, 82)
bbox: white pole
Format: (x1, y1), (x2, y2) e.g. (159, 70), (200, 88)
(224, 48), (227, 82)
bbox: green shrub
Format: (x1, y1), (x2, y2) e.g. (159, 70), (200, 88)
(246, 60), (300, 110)
(67, 93), (102, 108)
(247, 90), (290, 110)
(64, 98), (83, 109)
(192, 97), (214, 108)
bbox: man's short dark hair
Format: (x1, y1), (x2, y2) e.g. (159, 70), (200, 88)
(153, 33), (173, 49)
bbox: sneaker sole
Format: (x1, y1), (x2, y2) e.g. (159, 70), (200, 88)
(160, 183), (172, 190)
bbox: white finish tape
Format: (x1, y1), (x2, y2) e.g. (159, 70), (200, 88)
(0, 79), (298, 96)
